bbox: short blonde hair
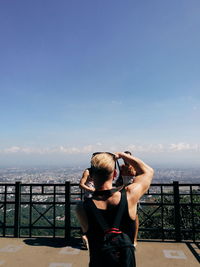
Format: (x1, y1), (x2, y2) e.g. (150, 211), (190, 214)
(91, 153), (115, 179)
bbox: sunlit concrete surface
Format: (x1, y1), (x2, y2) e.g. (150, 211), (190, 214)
(0, 238), (199, 267)
(136, 241), (199, 267)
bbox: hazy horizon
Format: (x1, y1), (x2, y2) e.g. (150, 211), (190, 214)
(0, 156), (199, 169)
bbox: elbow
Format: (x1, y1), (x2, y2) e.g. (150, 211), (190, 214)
(148, 167), (154, 177)
(79, 183), (83, 190)
(149, 167), (154, 175)
(148, 167), (154, 182)
(144, 167), (154, 181)
(143, 167), (154, 176)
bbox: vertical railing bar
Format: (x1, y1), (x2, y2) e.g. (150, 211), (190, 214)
(3, 185), (7, 237)
(161, 185), (164, 241)
(29, 185), (32, 237)
(190, 185), (195, 242)
(81, 188), (84, 201)
(14, 181), (21, 237)
(65, 181), (70, 243)
(20, 184), (23, 237)
(173, 181), (181, 242)
(19, 184), (22, 237)
(53, 185), (56, 238)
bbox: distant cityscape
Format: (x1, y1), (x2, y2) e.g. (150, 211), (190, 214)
(0, 166), (199, 233)
(0, 166), (199, 184)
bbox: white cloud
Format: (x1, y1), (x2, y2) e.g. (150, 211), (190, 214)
(3, 146), (51, 154)
(1, 144), (100, 155)
(126, 144), (165, 153)
(58, 146), (80, 153)
(82, 145), (93, 153)
(1, 142), (200, 155)
(4, 146), (21, 153)
(126, 143), (200, 153)
(169, 143), (200, 152)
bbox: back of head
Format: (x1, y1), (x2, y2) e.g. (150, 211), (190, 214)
(91, 153), (116, 183)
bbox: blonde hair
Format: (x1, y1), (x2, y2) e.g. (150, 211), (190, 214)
(90, 153), (115, 179)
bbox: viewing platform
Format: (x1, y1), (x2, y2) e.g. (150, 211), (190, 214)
(0, 238), (199, 266)
(0, 181), (199, 266)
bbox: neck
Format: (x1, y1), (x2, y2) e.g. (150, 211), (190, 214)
(93, 185), (124, 199)
(94, 181), (113, 191)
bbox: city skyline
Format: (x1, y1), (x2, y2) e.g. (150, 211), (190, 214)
(0, 1), (200, 167)
(0, 165), (200, 184)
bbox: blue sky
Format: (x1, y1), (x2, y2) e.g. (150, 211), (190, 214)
(0, 0), (200, 167)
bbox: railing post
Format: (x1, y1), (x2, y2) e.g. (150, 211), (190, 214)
(65, 181), (71, 242)
(14, 181), (21, 237)
(173, 181), (181, 242)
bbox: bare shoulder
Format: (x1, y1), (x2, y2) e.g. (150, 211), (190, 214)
(80, 169), (90, 181)
(84, 169), (90, 175)
(125, 183), (144, 202)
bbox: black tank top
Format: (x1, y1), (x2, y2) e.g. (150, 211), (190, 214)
(84, 191), (136, 265)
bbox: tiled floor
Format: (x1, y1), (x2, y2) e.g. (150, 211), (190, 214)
(0, 238), (198, 267)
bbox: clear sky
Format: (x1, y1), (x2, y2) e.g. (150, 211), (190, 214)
(0, 0), (200, 167)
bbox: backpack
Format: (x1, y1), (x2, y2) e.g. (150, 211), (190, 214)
(87, 188), (136, 267)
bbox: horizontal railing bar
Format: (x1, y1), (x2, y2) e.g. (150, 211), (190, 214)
(0, 202), (66, 205)
(19, 226), (65, 229)
(1, 182), (199, 186)
(0, 181), (199, 241)
(21, 192), (65, 196)
(20, 202), (66, 205)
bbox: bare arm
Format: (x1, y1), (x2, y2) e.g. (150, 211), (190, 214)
(79, 169), (95, 192)
(115, 152), (154, 201)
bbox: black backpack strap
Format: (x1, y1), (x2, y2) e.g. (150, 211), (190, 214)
(85, 188), (127, 232)
(112, 188), (127, 229)
(85, 198), (109, 232)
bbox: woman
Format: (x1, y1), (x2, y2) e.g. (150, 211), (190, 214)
(117, 151), (139, 247)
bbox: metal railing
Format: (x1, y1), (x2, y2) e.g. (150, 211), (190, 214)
(0, 182), (71, 240)
(0, 181), (199, 242)
(138, 182), (200, 242)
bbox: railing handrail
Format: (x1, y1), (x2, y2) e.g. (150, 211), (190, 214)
(0, 181), (199, 242)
